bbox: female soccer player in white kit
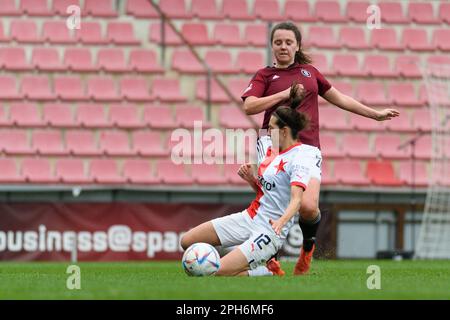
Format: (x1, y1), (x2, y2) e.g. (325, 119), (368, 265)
(180, 89), (319, 276)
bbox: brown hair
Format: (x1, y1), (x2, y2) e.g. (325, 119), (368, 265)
(270, 21), (312, 65)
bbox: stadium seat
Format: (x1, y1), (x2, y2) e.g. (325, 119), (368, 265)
(97, 48), (129, 72)
(370, 29), (402, 51)
(52, 0), (81, 15)
(21, 76), (55, 101)
(149, 23), (183, 45)
(398, 161), (428, 187)
(0, 105), (11, 126)
(213, 24), (245, 46)
(54, 76), (87, 101)
(315, 0), (346, 22)
(120, 77), (152, 102)
(22, 158), (57, 183)
(339, 27), (369, 49)
(160, 0), (191, 18)
(31, 48), (64, 71)
(0, 47), (30, 71)
(222, 0), (254, 20)
(374, 134), (410, 159)
(191, 0), (222, 19)
(126, 0), (159, 18)
(244, 24), (268, 47)
(83, 0), (117, 17)
(205, 50), (238, 74)
(123, 159), (160, 184)
(402, 28), (434, 51)
(320, 134), (342, 158)
(10, 20), (41, 43)
(20, 0), (51, 16)
(106, 22), (139, 45)
(224, 163), (248, 185)
(99, 130), (132, 156)
(253, 0), (283, 21)
(284, 0), (317, 22)
(310, 53), (334, 76)
(143, 105), (178, 129)
(0, 159), (22, 183)
(319, 107), (348, 130)
(43, 103), (75, 127)
(378, 2), (409, 24)
(307, 26), (339, 48)
(0, 0), (20, 16)
(156, 160), (193, 185)
(192, 164), (227, 185)
(181, 23), (213, 46)
(175, 105), (210, 128)
(152, 78), (186, 102)
(87, 77), (120, 101)
(56, 159), (90, 184)
(9, 103), (43, 127)
(0, 22), (8, 42)
(332, 80), (354, 96)
(414, 135), (431, 160)
(64, 48), (95, 72)
(321, 160), (337, 186)
(333, 54), (365, 77)
(128, 49), (164, 73)
(408, 2), (440, 24)
(66, 130), (101, 155)
(366, 160), (403, 186)
(388, 83), (423, 108)
(229, 78), (253, 102)
(75, 22), (106, 44)
(109, 104), (142, 128)
(394, 55), (422, 79)
(219, 105), (253, 129)
(171, 50), (205, 74)
(427, 55), (450, 77)
(346, 1), (371, 22)
(334, 160), (370, 186)
(363, 55), (396, 78)
(348, 112), (385, 131)
(384, 108), (412, 132)
(356, 82), (390, 106)
(341, 134), (374, 158)
(439, 2), (450, 23)
(432, 29), (450, 51)
(89, 159), (125, 184)
(0, 130), (32, 154)
(412, 109), (432, 132)
(0, 76), (20, 100)
(131, 131), (169, 157)
(32, 130), (67, 155)
(75, 104), (109, 128)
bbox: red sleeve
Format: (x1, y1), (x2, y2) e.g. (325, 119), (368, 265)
(241, 70), (267, 101)
(314, 67), (332, 97)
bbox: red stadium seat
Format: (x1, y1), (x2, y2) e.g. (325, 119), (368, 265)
(20, 0), (51, 16)
(253, 0), (283, 21)
(307, 26), (339, 48)
(320, 134), (342, 158)
(0, 130), (32, 154)
(394, 55), (422, 79)
(0, 47), (30, 71)
(43, 103), (75, 127)
(109, 104), (142, 128)
(52, 0), (81, 15)
(222, 0), (254, 20)
(244, 24), (268, 47)
(398, 161), (428, 187)
(366, 160), (403, 186)
(21, 76), (55, 100)
(374, 134), (410, 159)
(106, 22), (139, 45)
(363, 55), (396, 78)
(310, 53), (334, 76)
(236, 50), (265, 75)
(412, 109), (432, 132)
(54, 76), (87, 101)
(0, 159), (22, 183)
(87, 77), (120, 101)
(414, 135), (431, 160)
(284, 0), (317, 22)
(333, 54), (365, 77)
(370, 29), (402, 51)
(152, 78), (186, 102)
(356, 82), (390, 106)
(171, 50), (205, 74)
(75, 104), (109, 128)
(0, 0), (20, 16)
(89, 159), (125, 184)
(229, 78), (251, 102)
(0, 76), (20, 100)
(83, 0), (117, 17)
(32, 129), (67, 155)
(143, 105), (178, 129)
(439, 3), (450, 24)
(10, 20), (41, 43)
(388, 83), (423, 108)
(64, 48), (95, 72)
(432, 29), (450, 52)
(319, 107), (348, 130)
(99, 130), (132, 156)
(126, 0), (159, 18)
(31, 48), (64, 71)
(339, 27), (369, 49)
(213, 24), (245, 46)
(123, 160), (160, 184)
(128, 49), (164, 73)
(97, 48), (128, 72)
(402, 28), (434, 51)
(120, 77), (152, 102)
(219, 105), (253, 129)
(160, 0), (191, 18)
(175, 105), (211, 128)
(346, 1), (371, 22)
(75, 22), (106, 44)
(384, 108), (412, 132)
(321, 160), (337, 186)
(192, 164), (227, 185)
(408, 2), (439, 24)
(156, 161), (193, 185)
(342, 134), (374, 158)
(149, 23), (183, 45)
(22, 158), (57, 183)
(191, 0), (223, 19)
(332, 80), (354, 96)
(348, 113), (385, 131)
(205, 50), (238, 74)
(334, 160), (370, 186)
(378, 2), (409, 24)
(131, 131), (169, 157)
(10, 103), (43, 126)
(181, 23), (213, 46)
(196, 78), (230, 103)
(56, 159), (90, 184)
(66, 130), (100, 155)
(315, 0), (346, 22)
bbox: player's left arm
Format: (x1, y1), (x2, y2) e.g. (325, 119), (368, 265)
(322, 87), (400, 121)
(270, 185), (303, 235)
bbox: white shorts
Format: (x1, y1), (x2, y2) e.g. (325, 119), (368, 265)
(211, 210), (283, 269)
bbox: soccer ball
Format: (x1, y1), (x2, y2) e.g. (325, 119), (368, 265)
(182, 242), (221, 276)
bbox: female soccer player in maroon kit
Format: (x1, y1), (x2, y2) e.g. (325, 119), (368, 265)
(242, 21), (400, 275)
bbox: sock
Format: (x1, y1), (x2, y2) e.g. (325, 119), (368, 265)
(248, 266), (273, 277)
(299, 210), (321, 252)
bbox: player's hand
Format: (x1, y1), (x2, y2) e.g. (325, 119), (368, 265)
(237, 163), (254, 182)
(375, 108), (400, 121)
(290, 82), (306, 102)
(269, 219), (285, 236)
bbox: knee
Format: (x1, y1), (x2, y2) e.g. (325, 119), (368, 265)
(299, 201), (319, 220)
(180, 233), (193, 251)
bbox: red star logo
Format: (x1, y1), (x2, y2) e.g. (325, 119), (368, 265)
(276, 159), (287, 174)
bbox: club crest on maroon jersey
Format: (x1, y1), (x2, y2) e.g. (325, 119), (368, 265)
(301, 69), (311, 77)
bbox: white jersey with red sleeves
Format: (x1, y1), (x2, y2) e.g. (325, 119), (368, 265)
(247, 135), (313, 240)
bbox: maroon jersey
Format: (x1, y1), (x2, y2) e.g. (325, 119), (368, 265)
(241, 62), (332, 149)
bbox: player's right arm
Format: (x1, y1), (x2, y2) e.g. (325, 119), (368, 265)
(237, 163), (260, 193)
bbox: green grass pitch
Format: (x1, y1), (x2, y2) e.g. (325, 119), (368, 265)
(0, 260), (449, 299)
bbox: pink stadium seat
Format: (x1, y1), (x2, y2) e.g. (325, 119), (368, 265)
(213, 24), (245, 46)
(21, 76), (55, 100)
(156, 161), (193, 185)
(319, 107), (348, 130)
(333, 54), (364, 77)
(414, 135), (431, 160)
(356, 82), (390, 106)
(87, 77), (120, 101)
(75, 104), (109, 128)
(66, 130), (100, 155)
(402, 28), (434, 51)
(205, 50), (238, 74)
(109, 104), (142, 128)
(315, 0), (345, 22)
(10, 103), (43, 127)
(32, 130), (67, 155)
(229, 78), (250, 102)
(408, 2), (439, 24)
(412, 109), (432, 132)
(31, 48), (64, 71)
(346, 1), (370, 22)
(171, 50), (205, 74)
(75, 22), (106, 44)
(20, 0), (51, 16)
(107, 22), (139, 45)
(56, 159), (90, 184)
(191, 0), (222, 19)
(22, 158), (57, 183)
(152, 79), (186, 102)
(398, 161), (428, 187)
(192, 164), (227, 185)
(432, 29), (450, 51)
(0, 105), (11, 126)
(0, 0), (20, 16)
(0, 76), (20, 100)
(52, 0), (81, 15)
(0, 47), (30, 71)
(439, 3), (450, 23)
(160, 0), (191, 18)
(196, 78), (230, 103)
(123, 159), (160, 184)
(334, 160), (370, 186)
(321, 161), (337, 186)
(224, 163), (248, 185)
(0, 159), (22, 183)
(244, 24), (268, 47)
(320, 134), (342, 158)
(370, 29), (402, 51)
(348, 113), (385, 131)
(341, 134), (373, 158)
(149, 23), (183, 45)
(97, 48), (128, 72)
(367, 160), (403, 186)
(384, 108), (412, 132)
(363, 55), (396, 78)
(310, 53), (333, 77)
(253, 0), (283, 21)
(181, 23), (213, 46)
(120, 77), (152, 101)
(83, 0), (117, 17)
(219, 105), (253, 129)
(236, 51), (265, 74)
(64, 48), (95, 72)
(388, 83), (422, 108)
(0, 130), (32, 154)
(374, 134), (410, 159)
(339, 27), (369, 49)
(10, 20), (41, 43)
(89, 159), (125, 184)
(175, 105), (210, 128)
(394, 55), (422, 79)
(99, 130), (132, 156)
(54, 76), (87, 101)
(132, 131), (169, 157)
(307, 26), (339, 48)
(332, 81), (354, 97)
(143, 105), (178, 129)
(222, 0), (254, 20)
(284, 0), (317, 22)
(128, 49), (164, 73)
(43, 103), (75, 127)
(126, 0), (159, 18)
(378, 2), (409, 24)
